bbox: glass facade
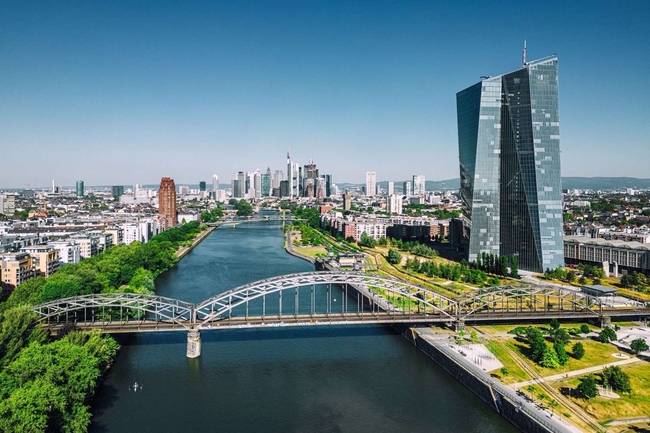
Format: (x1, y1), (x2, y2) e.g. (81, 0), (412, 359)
(457, 57), (563, 272)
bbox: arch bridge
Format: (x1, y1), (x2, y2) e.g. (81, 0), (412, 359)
(32, 272), (640, 358)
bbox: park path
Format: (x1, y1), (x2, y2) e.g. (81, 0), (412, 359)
(511, 357), (643, 389)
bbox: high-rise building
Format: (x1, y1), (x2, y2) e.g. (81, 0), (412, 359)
(365, 172), (376, 197)
(261, 168), (271, 197)
(212, 174), (219, 192)
(324, 174), (332, 197)
(112, 185), (124, 200)
(76, 180), (84, 197)
(456, 51), (563, 272)
(199, 181), (206, 192)
(158, 177), (177, 228)
(272, 170), (284, 189)
(236, 171), (246, 198)
(403, 181), (411, 197)
(387, 181), (394, 196)
(412, 175), (426, 196)
(343, 193), (352, 211)
(387, 193), (403, 215)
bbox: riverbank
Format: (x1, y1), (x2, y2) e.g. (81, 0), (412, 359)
(176, 225), (215, 259)
(284, 230), (316, 264)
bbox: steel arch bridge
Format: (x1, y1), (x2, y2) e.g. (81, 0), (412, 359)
(31, 271), (630, 357)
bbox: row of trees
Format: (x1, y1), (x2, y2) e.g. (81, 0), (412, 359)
(377, 237), (438, 258)
(472, 252), (518, 278)
(388, 255), (494, 286)
(543, 264), (606, 285)
(229, 199), (253, 216)
(200, 205), (224, 222)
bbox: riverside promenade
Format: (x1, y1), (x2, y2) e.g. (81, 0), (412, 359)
(176, 225), (215, 259)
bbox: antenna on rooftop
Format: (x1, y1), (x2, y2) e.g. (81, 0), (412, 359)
(522, 39), (527, 67)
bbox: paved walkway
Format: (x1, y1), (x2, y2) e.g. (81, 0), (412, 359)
(512, 357), (643, 389)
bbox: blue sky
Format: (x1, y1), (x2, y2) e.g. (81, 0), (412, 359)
(1, 0), (649, 187)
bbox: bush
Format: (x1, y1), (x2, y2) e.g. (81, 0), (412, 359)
(630, 338), (649, 354)
(387, 249), (402, 265)
(572, 342), (585, 360)
(599, 327), (617, 343)
(580, 324), (590, 335)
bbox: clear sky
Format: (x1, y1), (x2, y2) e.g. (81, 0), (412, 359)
(1, 0), (649, 188)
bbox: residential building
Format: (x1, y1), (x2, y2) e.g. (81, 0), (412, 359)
(1, 252), (35, 297)
(48, 241), (81, 265)
(21, 245), (59, 277)
(70, 235), (99, 259)
(365, 172), (376, 197)
(387, 194), (403, 215)
(457, 52), (563, 272)
(0, 195), (16, 215)
(76, 180), (84, 197)
(343, 193), (352, 211)
(178, 185), (190, 195)
(387, 181), (394, 196)
(159, 177), (178, 228)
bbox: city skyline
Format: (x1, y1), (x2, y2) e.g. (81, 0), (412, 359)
(1, 1), (649, 188)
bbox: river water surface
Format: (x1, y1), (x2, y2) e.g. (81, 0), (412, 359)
(90, 222), (517, 433)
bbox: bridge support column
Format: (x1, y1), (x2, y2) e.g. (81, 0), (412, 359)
(453, 320), (466, 332)
(599, 315), (612, 329)
(186, 329), (201, 358)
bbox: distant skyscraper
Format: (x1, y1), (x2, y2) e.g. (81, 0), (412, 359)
(112, 185), (124, 200)
(199, 181), (206, 192)
(158, 177), (177, 228)
(387, 193), (402, 214)
(457, 51), (563, 272)
(212, 174), (219, 192)
(387, 181), (394, 196)
(343, 193), (352, 211)
(272, 170), (284, 189)
(412, 175), (425, 196)
(236, 171), (246, 198)
(76, 180), (84, 197)
(365, 172), (376, 197)
(403, 181), (411, 197)
(261, 168), (271, 197)
(287, 151), (299, 198)
(324, 174), (332, 197)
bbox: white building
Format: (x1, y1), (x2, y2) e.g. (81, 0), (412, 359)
(412, 174), (425, 196)
(365, 172), (376, 197)
(387, 193), (403, 215)
(387, 181), (394, 196)
(403, 181), (412, 197)
(48, 241), (81, 265)
(212, 174), (219, 192)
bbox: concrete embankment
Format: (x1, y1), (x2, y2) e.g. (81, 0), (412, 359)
(394, 325), (577, 433)
(176, 226), (215, 259)
(284, 230), (315, 264)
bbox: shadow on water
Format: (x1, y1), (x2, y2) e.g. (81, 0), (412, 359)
(114, 325), (398, 347)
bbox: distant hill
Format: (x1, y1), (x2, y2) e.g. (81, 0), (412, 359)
(561, 177), (650, 191)
(338, 177), (650, 193)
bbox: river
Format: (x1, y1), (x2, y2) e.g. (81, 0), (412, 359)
(90, 222), (517, 433)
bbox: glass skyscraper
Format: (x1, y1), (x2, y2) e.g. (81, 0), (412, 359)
(456, 55), (564, 272)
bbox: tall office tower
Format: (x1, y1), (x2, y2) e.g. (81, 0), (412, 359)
(387, 181), (394, 196)
(261, 168), (271, 197)
(303, 160), (318, 197)
(232, 180), (241, 198)
(286, 151), (295, 198)
(272, 170), (283, 189)
(52, 179), (55, 193)
(253, 169), (262, 199)
(365, 172), (376, 197)
(457, 51), (563, 272)
(324, 174), (332, 197)
(212, 174), (219, 192)
(112, 185), (124, 200)
(403, 181), (411, 197)
(76, 180), (84, 197)
(158, 177), (177, 228)
(279, 180), (290, 198)
(237, 171), (246, 198)
(412, 175), (426, 196)
(199, 181), (206, 192)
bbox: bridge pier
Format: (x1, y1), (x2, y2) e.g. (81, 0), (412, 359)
(186, 329), (201, 358)
(453, 320), (466, 332)
(598, 315), (612, 329)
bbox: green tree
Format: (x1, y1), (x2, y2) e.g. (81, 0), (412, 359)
(576, 374), (598, 399)
(554, 341), (569, 366)
(572, 342), (586, 360)
(549, 318), (561, 330)
(510, 255), (519, 278)
(539, 347), (561, 369)
(602, 366), (631, 393)
(629, 338), (649, 354)
(599, 327), (617, 343)
(235, 199), (253, 216)
(387, 249), (402, 265)
(526, 327), (547, 363)
(578, 276), (587, 285)
(0, 307), (48, 368)
(358, 232), (377, 248)
(580, 324), (590, 335)
(500, 367), (509, 377)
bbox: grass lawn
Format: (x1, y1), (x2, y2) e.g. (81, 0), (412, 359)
(506, 338), (623, 377)
(484, 339), (529, 384)
(296, 246), (329, 258)
(550, 361), (650, 425)
(616, 288), (650, 302)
